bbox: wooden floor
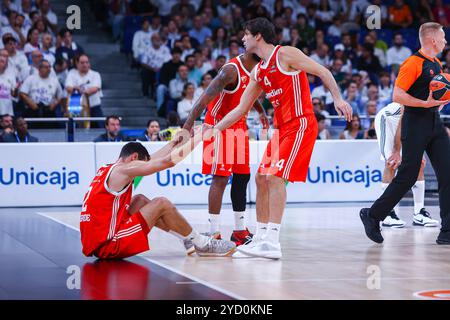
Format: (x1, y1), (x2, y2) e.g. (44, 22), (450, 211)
(36, 203), (450, 300)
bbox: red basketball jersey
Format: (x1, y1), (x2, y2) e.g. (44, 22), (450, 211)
(206, 55), (251, 125)
(255, 45), (314, 128)
(80, 164), (133, 257)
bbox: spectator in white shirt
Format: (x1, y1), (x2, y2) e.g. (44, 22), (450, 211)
(54, 57), (68, 90)
(310, 44), (331, 67)
(378, 71), (393, 105)
(180, 35), (195, 61)
(386, 33), (412, 70)
(41, 32), (54, 67)
(1, 10), (26, 46)
(65, 54), (103, 127)
(38, 0), (57, 33)
(2, 34), (29, 84)
(194, 73), (212, 103)
(132, 18), (152, 62)
(20, 59), (63, 125)
(167, 64), (196, 115)
(140, 32), (172, 97)
(0, 54), (17, 116)
(23, 27), (40, 57)
(30, 50), (56, 77)
(177, 82), (196, 124)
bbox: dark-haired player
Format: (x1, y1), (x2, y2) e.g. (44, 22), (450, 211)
(183, 51), (269, 246)
(80, 138), (236, 259)
(204, 17), (352, 259)
(360, 22), (450, 245)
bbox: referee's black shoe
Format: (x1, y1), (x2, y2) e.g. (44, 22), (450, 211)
(436, 231), (450, 245)
(360, 208), (384, 243)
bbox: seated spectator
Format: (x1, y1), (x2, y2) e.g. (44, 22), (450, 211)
(132, 18), (152, 63)
(38, 0), (58, 33)
(189, 15), (212, 44)
(315, 112), (331, 140)
(20, 59), (63, 127)
(171, 0), (196, 18)
(295, 13), (314, 46)
(331, 43), (352, 74)
(211, 26), (228, 59)
(357, 43), (383, 81)
(0, 55), (16, 116)
(137, 118), (161, 141)
(184, 54), (202, 85)
(23, 27), (40, 56)
(378, 71), (393, 105)
(386, 33), (412, 72)
(207, 55), (226, 78)
(166, 19), (181, 48)
(339, 114), (364, 140)
(180, 35), (195, 61)
(360, 83), (384, 113)
(311, 83), (333, 107)
(29, 50), (55, 77)
(55, 28), (84, 69)
(223, 39), (244, 61)
(341, 33), (357, 66)
(327, 15), (342, 38)
(54, 57), (68, 89)
(65, 54), (103, 127)
(165, 65), (197, 116)
(388, 0), (413, 29)
(140, 32), (172, 98)
(342, 81), (362, 114)
(194, 49), (212, 75)
(156, 47), (183, 113)
(312, 97), (331, 127)
(41, 32), (55, 66)
(360, 100), (378, 130)
(194, 73), (212, 103)
(284, 27), (307, 50)
(177, 82), (196, 124)
(33, 16), (53, 38)
(330, 58), (346, 90)
(3, 34), (28, 84)
(1, 10), (26, 46)
(2, 116), (38, 142)
(0, 113), (13, 141)
(152, 0), (177, 18)
(363, 33), (387, 69)
(93, 115), (129, 142)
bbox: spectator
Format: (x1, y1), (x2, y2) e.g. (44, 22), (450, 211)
(284, 27), (307, 49)
(357, 43), (383, 80)
(339, 0), (366, 34)
(361, 100), (378, 131)
(158, 110), (181, 141)
(53, 57), (68, 89)
(140, 32), (172, 98)
(41, 32), (54, 66)
(167, 64), (196, 116)
(205, 55), (225, 79)
(38, 0), (57, 33)
(107, 0), (127, 41)
(129, 0), (157, 16)
(17, 0), (35, 30)
(217, 0), (233, 18)
(432, 0), (450, 27)
(93, 115), (129, 142)
(223, 39), (243, 61)
(171, 0), (196, 18)
(137, 118), (161, 141)
(388, 0), (413, 29)
(386, 33), (412, 71)
(332, 43), (352, 74)
(0, 54), (16, 116)
(65, 54), (103, 127)
(341, 33), (357, 65)
(2, 34), (29, 83)
(363, 33), (387, 68)
(151, 0), (177, 18)
(339, 114), (364, 140)
(0, 113), (13, 141)
(180, 35), (195, 61)
(194, 73), (212, 102)
(156, 47), (183, 113)
(166, 19), (181, 48)
(2, 116), (38, 142)
(184, 54), (202, 85)
(29, 50), (56, 77)
(330, 58), (346, 90)
(33, 15), (53, 37)
(23, 27), (39, 56)
(360, 83), (383, 113)
(312, 97), (331, 127)
(1, 11), (22, 44)
(211, 26), (228, 59)
(55, 28), (84, 69)
(20, 59), (63, 126)
(378, 71), (393, 105)
(368, 30), (388, 54)
(295, 13), (314, 46)
(343, 81), (362, 114)
(177, 82), (196, 124)
(327, 15), (342, 38)
(132, 18), (152, 62)
(315, 112), (331, 140)
(189, 15), (212, 44)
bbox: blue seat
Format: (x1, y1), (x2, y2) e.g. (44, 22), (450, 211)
(122, 16), (143, 54)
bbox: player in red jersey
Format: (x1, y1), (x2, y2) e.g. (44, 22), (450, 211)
(204, 18), (353, 259)
(80, 136), (236, 259)
(183, 51), (269, 246)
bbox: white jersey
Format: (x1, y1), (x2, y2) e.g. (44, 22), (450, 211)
(374, 102), (403, 161)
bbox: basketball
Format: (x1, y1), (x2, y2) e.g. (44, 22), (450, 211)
(430, 73), (450, 100)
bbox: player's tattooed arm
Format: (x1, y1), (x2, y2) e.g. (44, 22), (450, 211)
(182, 65), (237, 132)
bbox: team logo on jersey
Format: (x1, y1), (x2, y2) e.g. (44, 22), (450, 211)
(270, 64), (277, 73)
(430, 69), (435, 75)
(241, 75), (247, 83)
(266, 88), (283, 99)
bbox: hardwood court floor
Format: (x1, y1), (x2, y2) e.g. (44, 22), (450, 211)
(35, 203), (450, 300)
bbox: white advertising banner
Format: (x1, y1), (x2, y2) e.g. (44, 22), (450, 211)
(249, 140), (385, 202)
(0, 143), (95, 207)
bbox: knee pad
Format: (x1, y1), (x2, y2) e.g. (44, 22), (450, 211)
(231, 174), (250, 212)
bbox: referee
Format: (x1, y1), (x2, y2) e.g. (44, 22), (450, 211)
(360, 22), (450, 244)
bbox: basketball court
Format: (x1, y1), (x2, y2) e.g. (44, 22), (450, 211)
(2, 198), (450, 300)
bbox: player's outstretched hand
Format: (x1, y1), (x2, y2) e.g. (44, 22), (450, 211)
(334, 99), (353, 122)
(202, 123), (215, 141)
(425, 90), (450, 108)
(387, 150), (402, 169)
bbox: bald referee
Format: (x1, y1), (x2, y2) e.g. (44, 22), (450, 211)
(360, 22), (450, 244)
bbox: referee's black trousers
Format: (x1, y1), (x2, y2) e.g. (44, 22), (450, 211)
(370, 107), (450, 232)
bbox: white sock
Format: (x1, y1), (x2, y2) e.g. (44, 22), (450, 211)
(209, 213), (220, 233)
(254, 222), (267, 241)
(233, 211), (246, 231)
(266, 222), (281, 244)
(169, 230), (185, 240)
(412, 180), (425, 215)
(186, 229), (209, 248)
(383, 182), (399, 214)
